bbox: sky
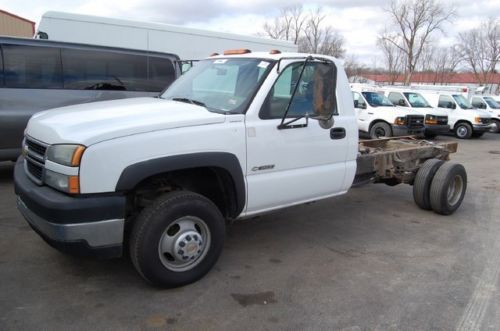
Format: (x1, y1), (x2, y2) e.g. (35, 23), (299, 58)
(1, 0), (499, 65)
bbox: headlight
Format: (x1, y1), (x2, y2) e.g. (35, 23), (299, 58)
(394, 117), (406, 125)
(46, 144), (85, 166)
(44, 169), (80, 194)
(425, 115), (437, 125)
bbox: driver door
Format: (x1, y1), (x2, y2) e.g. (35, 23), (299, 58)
(244, 60), (349, 214)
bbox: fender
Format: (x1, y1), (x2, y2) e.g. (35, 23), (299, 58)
(115, 152), (246, 216)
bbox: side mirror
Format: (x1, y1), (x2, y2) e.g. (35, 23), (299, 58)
(311, 62), (336, 129)
(359, 103), (367, 109)
(398, 99), (406, 107)
(446, 101), (455, 109)
(480, 103), (487, 109)
(354, 100), (359, 108)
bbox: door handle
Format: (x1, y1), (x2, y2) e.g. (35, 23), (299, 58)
(330, 127), (346, 139)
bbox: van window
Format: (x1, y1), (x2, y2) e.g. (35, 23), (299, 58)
(3, 45), (63, 88)
(62, 49), (148, 91)
(388, 92), (407, 106)
(438, 95), (454, 108)
(148, 56), (176, 92)
(471, 97), (486, 108)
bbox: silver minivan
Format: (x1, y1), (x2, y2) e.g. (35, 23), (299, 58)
(0, 37), (180, 161)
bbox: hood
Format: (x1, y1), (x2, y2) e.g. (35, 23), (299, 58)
(456, 108), (492, 118)
(470, 108), (492, 118)
(26, 97), (226, 145)
(374, 106), (417, 118)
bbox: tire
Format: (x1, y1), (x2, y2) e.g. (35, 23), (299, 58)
(129, 190), (225, 287)
(370, 122), (392, 139)
(490, 120), (500, 133)
(413, 159), (444, 210)
(430, 162), (467, 215)
(454, 123), (472, 139)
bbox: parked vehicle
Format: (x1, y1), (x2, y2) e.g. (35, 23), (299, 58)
(351, 84), (425, 139)
(0, 36), (180, 161)
(470, 95), (500, 133)
(382, 87), (449, 138)
(36, 11), (298, 60)
(15, 50), (466, 287)
(419, 90), (492, 139)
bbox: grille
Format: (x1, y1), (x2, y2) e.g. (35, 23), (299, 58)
(26, 159), (43, 181)
(480, 118), (491, 124)
(24, 137), (48, 184)
(406, 115), (425, 129)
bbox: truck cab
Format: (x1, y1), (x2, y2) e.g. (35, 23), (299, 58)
(419, 91), (492, 139)
(350, 85), (425, 139)
(382, 88), (449, 138)
(470, 95), (500, 133)
(14, 51), (358, 287)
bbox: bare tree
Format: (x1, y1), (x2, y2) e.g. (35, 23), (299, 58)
(380, 0), (454, 85)
(262, 5), (306, 44)
(344, 55), (368, 80)
(377, 34), (404, 84)
(299, 8), (346, 58)
(457, 18), (500, 87)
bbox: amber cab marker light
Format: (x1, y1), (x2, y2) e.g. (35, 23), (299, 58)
(71, 146), (86, 166)
(270, 49), (281, 54)
(223, 49), (251, 55)
(68, 176), (80, 194)
(209, 52), (219, 56)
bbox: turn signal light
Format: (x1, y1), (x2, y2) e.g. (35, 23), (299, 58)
(68, 176), (80, 194)
(209, 52), (219, 56)
(270, 49), (281, 54)
(474, 117), (481, 124)
(425, 119), (438, 125)
(71, 146), (86, 167)
(223, 49), (251, 55)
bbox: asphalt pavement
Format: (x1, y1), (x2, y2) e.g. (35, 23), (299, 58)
(1, 133), (499, 330)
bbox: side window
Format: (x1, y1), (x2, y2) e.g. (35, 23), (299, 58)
(62, 49), (148, 91)
(438, 95), (454, 108)
(471, 97), (485, 108)
(388, 92), (406, 106)
(0, 47), (3, 87)
(260, 62), (332, 119)
(3, 45), (62, 88)
(352, 92), (366, 108)
(148, 56), (176, 92)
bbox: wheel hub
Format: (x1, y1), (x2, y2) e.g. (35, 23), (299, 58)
(457, 126), (467, 137)
(173, 231), (204, 261)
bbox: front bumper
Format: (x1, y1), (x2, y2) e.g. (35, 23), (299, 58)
(472, 124), (492, 132)
(425, 124), (450, 135)
(392, 125), (424, 136)
(14, 157), (126, 258)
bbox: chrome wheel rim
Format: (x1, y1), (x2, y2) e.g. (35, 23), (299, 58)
(158, 216), (211, 272)
(490, 121), (498, 133)
(457, 126), (468, 138)
(447, 175), (464, 206)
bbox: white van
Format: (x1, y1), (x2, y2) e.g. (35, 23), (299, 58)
(470, 95), (500, 133)
(382, 88), (449, 138)
(351, 85), (425, 139)
(419, 91), (492, 139)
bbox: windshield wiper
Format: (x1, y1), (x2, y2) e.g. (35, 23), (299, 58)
(172, 97), (207, 108)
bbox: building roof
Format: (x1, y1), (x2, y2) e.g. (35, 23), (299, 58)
(361, 72), (500, 85)
(0, 9), (36, 25)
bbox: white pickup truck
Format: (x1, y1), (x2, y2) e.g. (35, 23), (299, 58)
(350, 85), (425, 139)
(15, 51), (466, 287)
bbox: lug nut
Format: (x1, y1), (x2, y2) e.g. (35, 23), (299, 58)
(178, 250), (184, 255)
(186, 235), (192, 241)
(193, 235), (198, 241)
(179, 241), (186, 247)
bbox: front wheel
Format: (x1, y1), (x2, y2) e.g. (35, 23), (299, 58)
(454, 123), (472, 139)
(490, 120), (500, 133)
(129, 191), (225, 287)
(369, 122), (392, 139)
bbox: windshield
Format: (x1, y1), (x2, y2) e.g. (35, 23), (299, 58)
(161, 58), (273, 113)
(403, 92), (431, 108)
(484, 97), (500, 109)
(361, 92), (394, 107)
(452, 95), (473, 109)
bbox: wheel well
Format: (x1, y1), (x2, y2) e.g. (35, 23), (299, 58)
(128, 167), (239, 219)
(453, 120), (472, 129)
